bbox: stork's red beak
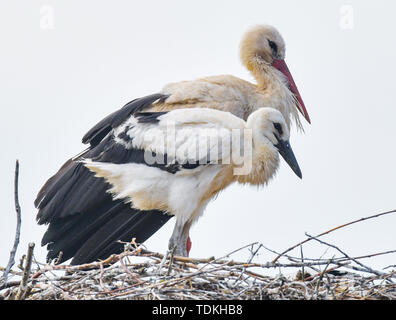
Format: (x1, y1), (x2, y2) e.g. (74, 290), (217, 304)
(272, 59), (311, 124)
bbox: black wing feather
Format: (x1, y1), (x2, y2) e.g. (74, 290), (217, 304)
(71, 207), (171, 264)
(35, 93), (173, 264)
(135, 111), (169, 123)
(82, 94), (168, 147)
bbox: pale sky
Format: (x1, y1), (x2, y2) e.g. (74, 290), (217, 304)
(1, 0), (395, 274)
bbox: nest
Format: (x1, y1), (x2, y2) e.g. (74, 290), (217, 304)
(1, 162), (395, 300)
(1, 237), (395, 300)
(1, 160), (395, 300)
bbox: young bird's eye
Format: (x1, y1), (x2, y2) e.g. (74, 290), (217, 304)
(268, 39), (278, 56)
(273, 122), (283, 135)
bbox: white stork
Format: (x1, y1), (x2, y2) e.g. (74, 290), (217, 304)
(35, 24), (308, 263)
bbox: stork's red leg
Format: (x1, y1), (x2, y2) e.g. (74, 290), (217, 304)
(186, 236), (192, 257)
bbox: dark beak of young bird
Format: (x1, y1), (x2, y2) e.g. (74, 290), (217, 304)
(274, 135), (302, 179)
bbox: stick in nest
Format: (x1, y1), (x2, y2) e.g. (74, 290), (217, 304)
(15, 243), (35, 300)
(272, 208), (396, 263)
(1, 160), (22, 287)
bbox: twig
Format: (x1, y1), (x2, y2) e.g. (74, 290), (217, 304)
(233, 243), (262, 285)
(272, 209), (396, 263)
(157, 249), (171, 275)
(99, 263), (109, 292)
(384, 265), (396, 270)
(2, 160), (22, 286)
(15, 242), (35, 300)
(300, 245), (305, 282)
(166, 246), (177, 276)
(312, 256), (334, 299)
(119, 257), (145, 284)
(305, 233), (393, 282)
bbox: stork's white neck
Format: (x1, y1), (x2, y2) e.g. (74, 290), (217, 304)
(235, 115), (279, 186)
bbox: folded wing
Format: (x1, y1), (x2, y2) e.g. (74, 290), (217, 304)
(35, 94), (172, 265)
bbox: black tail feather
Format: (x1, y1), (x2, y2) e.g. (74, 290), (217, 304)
(44, 196), (172, 264)
(71, 208), (172, 265)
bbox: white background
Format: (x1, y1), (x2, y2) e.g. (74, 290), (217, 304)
(1, 1), (395, 274)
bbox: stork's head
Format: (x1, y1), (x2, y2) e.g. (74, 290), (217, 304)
(240, 25), (286, 66)
(240, 25), (311, 124)
(247, 108), (302, 179)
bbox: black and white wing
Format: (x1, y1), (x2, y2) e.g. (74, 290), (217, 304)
(35, 94), (172, 265)
(83, 108), (246, 224)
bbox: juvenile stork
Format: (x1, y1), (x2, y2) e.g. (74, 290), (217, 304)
(69, 106), (302, 257)
(35, 24), (308, 263)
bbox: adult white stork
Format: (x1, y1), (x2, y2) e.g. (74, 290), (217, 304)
(35, 24), (308, 263)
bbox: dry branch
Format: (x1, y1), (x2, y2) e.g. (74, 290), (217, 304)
(272, 209), (396, 263)
(15, 243), (35, 300)
(1, 160), (22, 287)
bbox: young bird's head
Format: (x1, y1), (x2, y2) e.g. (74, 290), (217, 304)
(240, 24), (286, 68)
(247, 108), (302, 179)
(240, 24), (310, 124)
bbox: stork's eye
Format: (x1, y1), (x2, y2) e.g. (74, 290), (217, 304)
(268, 39), (278, 56)
(273, 122), (283, 135)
